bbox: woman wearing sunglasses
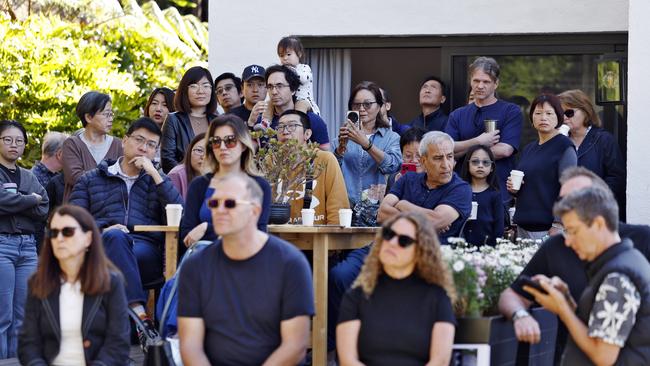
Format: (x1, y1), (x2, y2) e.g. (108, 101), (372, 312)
(19, 205), (130, 365)
(336, 212), (456, 366)
(180, 115), (271, 251)
(507, 94), (577, 240)
(161, 66), (219, 173)
(558, 89), (625, 213)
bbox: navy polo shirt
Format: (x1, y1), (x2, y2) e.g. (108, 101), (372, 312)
(270, 111), (330, 146)
(445, 100), (523, 202)
(463, 187), (504, 247)
(407, 108), (448, 132)
(388, 172), (472, 243)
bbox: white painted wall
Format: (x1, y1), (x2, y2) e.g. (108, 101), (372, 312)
(626, 0), (650, 224)
(209, 0), (628, 75)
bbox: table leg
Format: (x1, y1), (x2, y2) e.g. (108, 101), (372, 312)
(312, 234), (329, 366)
(164, 232), (179, 279)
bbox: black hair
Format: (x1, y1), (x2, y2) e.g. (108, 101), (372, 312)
(421, 76), (447, 97)
(399, 127), (426, 151)
(277, 36), (305, 63)
(75, 91), (111, 127)
(348, 81), (389, 129)
(144, 87), (175, 117)
(0, 120), (28, 143)
(529, 94), (564, 129)
(126, 117), (162, 138)
(215, 72), (242, 94)
(264, 64), (301, 92)
(174, 66), (217, 115)
(459, 144), (500, 191)
(279, 109), (311, 130)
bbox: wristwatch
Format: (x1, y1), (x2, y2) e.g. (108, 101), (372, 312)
(512, 308), (531, 322)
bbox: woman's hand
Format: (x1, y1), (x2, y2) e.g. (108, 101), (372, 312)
(344, 120), (370, 148)
(506, 176), (523, 194)
(336, 123), (350, 156)
(183, 222), (208, 247)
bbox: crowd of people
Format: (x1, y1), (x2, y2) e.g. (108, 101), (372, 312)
(0, 34), (641, 365)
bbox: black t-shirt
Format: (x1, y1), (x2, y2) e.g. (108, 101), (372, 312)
(0, 163), (20, 187)
(338, 274), (456, 366)
(177, 235), (314, 366)
(229, 105), (252, 124)
(510, 223), (650, 363)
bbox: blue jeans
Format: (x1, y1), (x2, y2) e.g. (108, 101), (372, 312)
(102, 230), (162, 305)
(0, 234), (37, 359)
(327, 245), (371, 351)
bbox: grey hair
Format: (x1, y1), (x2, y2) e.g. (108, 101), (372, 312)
(41, 132), (69, 157)
(469, 56), (500, 81)
(559, 166), (610, 192)
(419, 131), (454, 157)
(554, 186), (619, 232)
(214, 173), (263, 206)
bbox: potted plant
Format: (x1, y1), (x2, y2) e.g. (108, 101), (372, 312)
(253, 129), (323, 224)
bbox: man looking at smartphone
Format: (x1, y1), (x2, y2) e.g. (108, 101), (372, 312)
(524, 187), (650, 365)
(498, 166), (650, 364)
(275, 110), (349, 225)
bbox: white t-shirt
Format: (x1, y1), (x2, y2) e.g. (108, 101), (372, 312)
(52, 281), (86, 366)
(79, 134), (113, 165)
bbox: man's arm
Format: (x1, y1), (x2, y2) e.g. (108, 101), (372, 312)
(498, 288), (540, 343)
(452, 131), (500, 157)
(178, 317), (211, 366)
(377, 194), (400, 224)
(262, 315), (310, 366)
(394, 201), (459, 231)
(490, 142), (515, 160)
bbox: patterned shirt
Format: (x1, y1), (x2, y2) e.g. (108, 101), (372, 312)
(588, 272), (641, 347)
(31, 161), (56, 188)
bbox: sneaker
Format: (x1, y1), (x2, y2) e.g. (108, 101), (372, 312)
(135, 316), (160, 353)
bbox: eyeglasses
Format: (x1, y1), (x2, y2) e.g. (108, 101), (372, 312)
(1, 136), (25, 146)
(129, 134), (159, 150)
(382, 227), (416, 248)
(191, 147), (205, 156)
(208, 135), (238, 149)
(100, 111), (115, 119)
(245, 81), (265, 89)
(48, 226), (79, 239)
(188, 82), (213, 92)
(470, 159), (493, 167)
(276, 123), (303, 133)
(266, 83), (290, 91)
(351, 101), (377, 110)
(207, 198), (253, 209)
(216, 84), (235, 94)
(563, 109), (576, 118)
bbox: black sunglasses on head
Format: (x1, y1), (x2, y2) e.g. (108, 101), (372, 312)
(48, 227), (78, 238)
(382, 227), (416, 248)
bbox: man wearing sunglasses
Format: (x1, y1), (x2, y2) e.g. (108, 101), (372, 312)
(178, 173), (313, 365)
(499, 167), (650, 364)
(69, 117), (182, 349)
(276, 109), (349, 225)
(261, 64), (330, 150)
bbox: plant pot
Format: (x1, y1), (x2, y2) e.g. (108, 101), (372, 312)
(269, 203), (291, 224)
(454, 308), (557, 366)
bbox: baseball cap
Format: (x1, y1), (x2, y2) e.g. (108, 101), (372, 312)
(242, 65), (265, 81)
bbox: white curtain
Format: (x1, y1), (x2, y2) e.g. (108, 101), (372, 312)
(307, 49), (352, 142)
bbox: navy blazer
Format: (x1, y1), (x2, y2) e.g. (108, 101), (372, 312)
(18, 273), (130, 366)
(576, 126), (625, 202)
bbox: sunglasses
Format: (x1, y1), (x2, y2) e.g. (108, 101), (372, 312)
(48, 227), (78, 238)
(382, 227), (416, 248)
(470, 159), (493, 167)
(207, 198), (253, 209)
(208, 135), (238, 149)
(563, 109), (576, 118)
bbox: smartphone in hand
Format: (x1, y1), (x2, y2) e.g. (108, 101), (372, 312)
(346, 111), (360, 128)
(517, 275), (548, 295)
(400, 163), (418, 176)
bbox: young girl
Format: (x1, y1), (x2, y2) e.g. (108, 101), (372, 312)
(276, 36), (320, 115)
(460, 145), (505, 246)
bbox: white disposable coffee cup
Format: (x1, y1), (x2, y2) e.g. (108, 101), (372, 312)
(166, 204), (183, 226)
(339, 209), (353, 228)
(510, 170), (525, 190)
(470, 201), (478, 220)
(558, 124), (570, 136)
(301, 208), (315, 226)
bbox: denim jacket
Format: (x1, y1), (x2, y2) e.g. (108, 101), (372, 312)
(331, 127), (402, 204)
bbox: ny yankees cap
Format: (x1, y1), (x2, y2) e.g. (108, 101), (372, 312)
(242, 64), (265, 81)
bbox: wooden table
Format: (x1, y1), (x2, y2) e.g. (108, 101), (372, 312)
(268, 225), (378, 366)
(133, 225), (179, 279)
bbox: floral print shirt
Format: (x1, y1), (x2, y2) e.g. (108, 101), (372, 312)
(588, 272), (641, 347)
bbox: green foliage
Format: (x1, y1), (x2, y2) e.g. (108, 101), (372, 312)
(0, 1), (207, 167)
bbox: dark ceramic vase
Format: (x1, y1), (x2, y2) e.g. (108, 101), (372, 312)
(269, 203), (291, 224)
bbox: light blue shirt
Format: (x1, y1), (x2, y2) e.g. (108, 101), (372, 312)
(331, 127), (402, 204)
